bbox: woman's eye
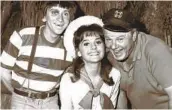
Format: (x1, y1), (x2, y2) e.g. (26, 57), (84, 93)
(96, 40), (102, 44)
(83, 42), (89, 46)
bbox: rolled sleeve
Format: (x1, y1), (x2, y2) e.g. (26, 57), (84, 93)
(1, 30), (22, 70)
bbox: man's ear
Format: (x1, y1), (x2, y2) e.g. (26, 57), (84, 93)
(131, 28), (138, 41)
(42, 16), (46, 22)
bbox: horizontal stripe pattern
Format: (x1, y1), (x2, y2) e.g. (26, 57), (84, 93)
(4, 41), (19, 58)
(12, 71), (60, 91)
(1, 26), (72, 91)
(1, 51), (16, 67)
(15, 61), (65, 78)
(1, 31), (22, 69)
(1, 62), (13, 70)
(9, 31), (22, 49)
(13, 65), (60, 81)
(21, 35), (35, 46)
(17, 55), (71, 70)
(19, 46), (68, 60)
(19, 27), (36, 36)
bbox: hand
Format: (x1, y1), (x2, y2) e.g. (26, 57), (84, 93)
(109, 68), (120, 83)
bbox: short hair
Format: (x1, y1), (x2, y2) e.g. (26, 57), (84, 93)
(43, 1), (77, 21)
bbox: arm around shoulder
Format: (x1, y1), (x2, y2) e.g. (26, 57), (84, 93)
(110, 68), (128, 108)
(109, 67), (121, 83)
(109, 67), (121, 108)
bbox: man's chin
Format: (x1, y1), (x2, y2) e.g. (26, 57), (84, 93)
(116, 58), (124, 62)
(54, 30), (64, 35)
(115, 56), (129, 62)
(112, 53), (124, 61)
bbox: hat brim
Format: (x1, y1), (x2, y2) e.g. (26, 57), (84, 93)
(103, 18), (131, 32)
(63, 15), (104, 58)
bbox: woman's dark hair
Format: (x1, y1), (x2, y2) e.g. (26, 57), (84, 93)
(68, 24), (114, 86)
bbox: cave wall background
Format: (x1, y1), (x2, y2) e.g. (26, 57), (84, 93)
(1, 1), (172, 50)
(1, 1), (172, 109)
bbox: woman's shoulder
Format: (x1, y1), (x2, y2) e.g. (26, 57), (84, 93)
(61, 67), (74, 83)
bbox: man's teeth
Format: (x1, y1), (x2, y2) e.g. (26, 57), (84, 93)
(115, 49), (122, 53)
(54, 23), (63, 27)
(89, 52), (99, 55)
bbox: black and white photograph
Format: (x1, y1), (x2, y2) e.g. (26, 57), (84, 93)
(1, 1), (172, 109)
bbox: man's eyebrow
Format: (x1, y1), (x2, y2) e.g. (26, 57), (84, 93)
(118, 35), (125, 37)
(107, 34), (125, 38)
(50, 9), (59, 11)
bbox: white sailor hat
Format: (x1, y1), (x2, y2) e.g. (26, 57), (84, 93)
(63, 15), (104, 58)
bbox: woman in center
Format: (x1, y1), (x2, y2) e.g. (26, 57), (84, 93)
(60, 16), (120, 109)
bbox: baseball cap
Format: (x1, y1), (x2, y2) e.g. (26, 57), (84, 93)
(102, 8), (135, 32)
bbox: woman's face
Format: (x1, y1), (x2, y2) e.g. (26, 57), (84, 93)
(78, 32), (105, 63)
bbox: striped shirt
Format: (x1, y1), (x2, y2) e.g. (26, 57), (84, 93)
(1, 26), (73, 91)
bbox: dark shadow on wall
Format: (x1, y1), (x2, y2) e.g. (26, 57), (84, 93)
(134, 20), (149, 34)
(74, 1), (85, 18)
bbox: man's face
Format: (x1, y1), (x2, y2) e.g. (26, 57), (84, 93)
(104, 29), (135, 61)
(44, 5), (70, 36)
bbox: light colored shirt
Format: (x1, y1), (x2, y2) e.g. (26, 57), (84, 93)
(108, 32), (172, 109)
(60, 67), (121, 110)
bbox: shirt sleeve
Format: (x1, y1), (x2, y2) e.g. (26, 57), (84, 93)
(59, 72), (73, 109)
(146, 40), (172, 88)
(109, 67), (121, 107)
(1, 30), (22, 70)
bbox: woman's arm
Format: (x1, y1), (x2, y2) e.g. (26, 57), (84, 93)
(59, 73), (73, 109)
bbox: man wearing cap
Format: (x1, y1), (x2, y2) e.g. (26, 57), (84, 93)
(102, 8), (172, 109)
(1, 1), (77, 109)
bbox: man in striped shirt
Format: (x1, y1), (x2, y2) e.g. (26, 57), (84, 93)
(1, 1), (77, 109)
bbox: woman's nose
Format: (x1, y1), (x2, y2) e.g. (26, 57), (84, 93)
(91, 43), (96, 49)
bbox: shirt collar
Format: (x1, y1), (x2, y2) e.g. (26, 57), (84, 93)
(132, 32), (142, 62)
(40, 25), (62, 47)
